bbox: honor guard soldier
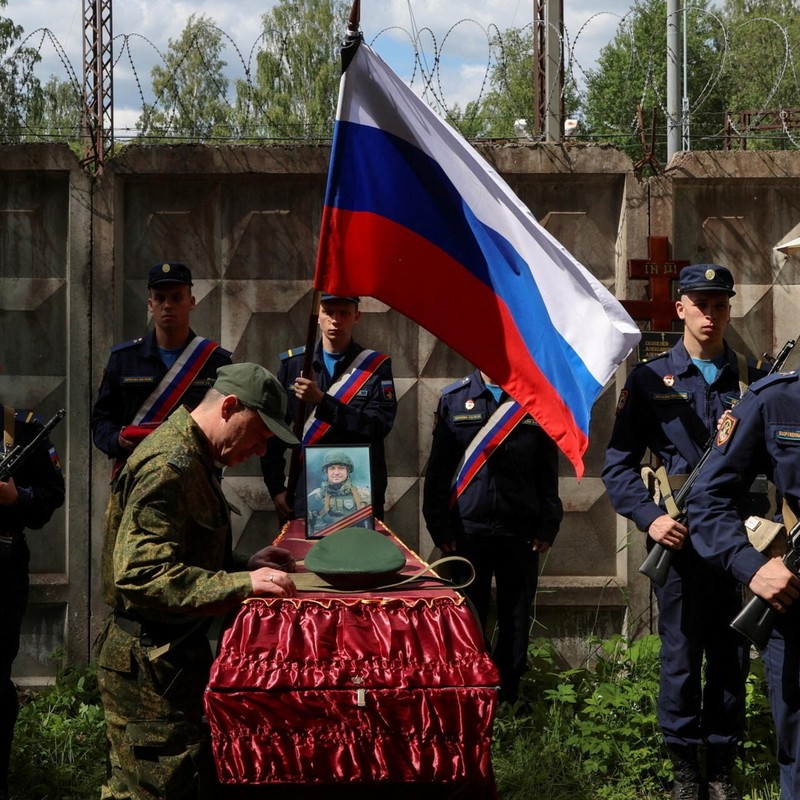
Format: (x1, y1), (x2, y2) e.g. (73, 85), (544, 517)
(262, 294), (396, 524)
(91, 262), (232, 477)
(0, 405), (64, 800)
(688, 371), (800, 800)
(602, 265), (767, 800)
(422, 369), (563, 704)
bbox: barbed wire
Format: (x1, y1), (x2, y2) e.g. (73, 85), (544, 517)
(4, 9), (800, 150)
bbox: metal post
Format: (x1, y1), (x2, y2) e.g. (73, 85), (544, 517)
(82, 0), (113, 173)
(534, 0), (564, 142)
(681, 1), (690, 151)
(666, 0), (680, 161)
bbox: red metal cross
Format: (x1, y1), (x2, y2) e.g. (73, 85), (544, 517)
(622, 236), (689, 331)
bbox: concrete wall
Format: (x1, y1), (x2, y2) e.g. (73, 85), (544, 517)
(4, 142), (799, 680)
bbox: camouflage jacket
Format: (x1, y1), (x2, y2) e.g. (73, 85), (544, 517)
(102, 405), (252, 624)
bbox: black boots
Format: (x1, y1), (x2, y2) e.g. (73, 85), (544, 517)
(669, 745), (702, 800)
(668, 744), (741, 800)
(706, 745), (741, 800)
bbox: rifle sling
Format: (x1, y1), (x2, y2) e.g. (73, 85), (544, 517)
(654, 467), (688, 519)
(783, 500), (798, 531)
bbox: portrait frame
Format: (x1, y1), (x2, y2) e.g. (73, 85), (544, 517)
(303, 444), (374, 539)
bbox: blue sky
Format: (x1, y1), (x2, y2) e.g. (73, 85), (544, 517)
(4, 0), (636, 132)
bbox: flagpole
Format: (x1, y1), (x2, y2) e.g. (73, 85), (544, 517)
(284, 290), (320, 511)
(284, 1), (362, 515)
(342, 0), (362, 71)
(284, 0), (366, 514)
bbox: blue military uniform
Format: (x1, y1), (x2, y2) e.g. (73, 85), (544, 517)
(91, 329), (232, 460)
(422, 370), (563, 702)
(261, 339), (397, 519)
(0, 406), (64, 798)
(603, 337), (765, 754)
(688, 371), (800, 799)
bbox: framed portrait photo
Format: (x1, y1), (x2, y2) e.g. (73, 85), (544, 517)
(304, 444), (374, 539)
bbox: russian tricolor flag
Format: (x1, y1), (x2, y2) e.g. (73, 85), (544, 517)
(314, 42), (640, 477)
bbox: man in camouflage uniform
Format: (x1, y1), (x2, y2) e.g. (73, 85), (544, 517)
(97, 363), (298, 800)
(307, 449), (371, 535)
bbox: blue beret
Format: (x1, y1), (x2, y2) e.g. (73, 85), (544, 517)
(678, 264), (735, 296)
(147, 261), (193, 288)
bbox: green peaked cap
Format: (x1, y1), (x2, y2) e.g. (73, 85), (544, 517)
(304, 528), (405, 587)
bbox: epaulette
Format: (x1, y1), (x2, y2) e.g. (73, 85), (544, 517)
(110, 337), (145, 353)
(279, 345), (305, 361)
(14, 409), (40, 425)
(749, 370), (798, 393)
(633, 350), (669, 367)
(442, 376), (471, 395)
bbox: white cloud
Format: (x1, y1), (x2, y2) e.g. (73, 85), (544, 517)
(4, 0), (633, 128)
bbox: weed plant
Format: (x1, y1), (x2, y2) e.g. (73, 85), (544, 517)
(493, 635), (781, 800)
(9, 662), (106, 800)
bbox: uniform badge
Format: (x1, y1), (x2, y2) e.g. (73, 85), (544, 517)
(344, 499), (355, 510)
(615, 389), (628, 415)
(715, 410), (738, 447)
(465, 399), (475, 410)
(705, 268), (715, 280)
(161, 263), (172, 274)
(663, 375), (674, 387)
(381, 380), (395, 401)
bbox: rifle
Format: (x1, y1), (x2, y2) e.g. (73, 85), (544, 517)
(0, 408), (66, 483)
(638, 338), (796, 587)
(730, 519), (800, 650)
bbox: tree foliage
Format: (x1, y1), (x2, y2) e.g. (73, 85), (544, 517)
(26, 75), (83, 150)
(720, 0), (800, 148)
(581, 0), (727, 164)
(139, 14), (232, 142)
(449, 25), (579, 141)
(0, 0), (41, 143)
(237, 0), (348, 140)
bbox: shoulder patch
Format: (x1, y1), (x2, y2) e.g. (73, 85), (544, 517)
(442, 376), (471, 395)
(110, 337), (144, 353)
(750, 370), (798, 394)
(715, 409), (739, 448)
(279, 345), (305, 361)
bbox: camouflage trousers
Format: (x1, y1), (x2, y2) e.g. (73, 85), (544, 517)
(97, 617), (217, 800)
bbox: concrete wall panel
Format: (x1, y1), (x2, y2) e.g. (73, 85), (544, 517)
(9, 142), (800, 679)
(0, 145), (91, 683)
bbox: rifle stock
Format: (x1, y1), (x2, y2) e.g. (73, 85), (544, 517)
(638, 541), (673, 586)
(730, 596), (775, 650)
(731, 519), (800, 649)
(637, 337), (797, 587)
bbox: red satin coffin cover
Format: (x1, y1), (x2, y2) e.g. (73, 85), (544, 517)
(205, 522), (500, 788)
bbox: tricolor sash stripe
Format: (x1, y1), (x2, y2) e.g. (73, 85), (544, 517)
(449, 400), (528, 508)
(302, 349), (389, 445)
(133, 337), (219, 425)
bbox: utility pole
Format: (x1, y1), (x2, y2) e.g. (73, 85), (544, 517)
(666, 0), (681, 161)
(82, 0), (113, 174)
(533, 0), (564, 142)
